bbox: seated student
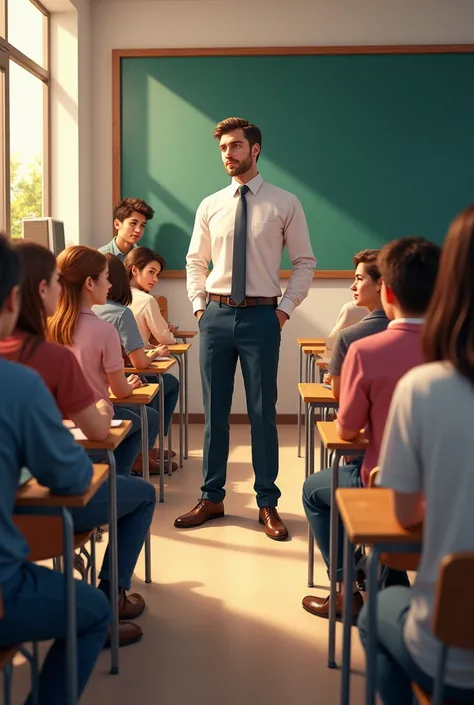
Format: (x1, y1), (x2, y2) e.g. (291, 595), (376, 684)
(358, 207), (474, 704)
(0, 234), (109, 703)
(93, 253), (179, 472)
(0, 240), (157, 645)
(99, 197), (154, 262)
(324, 299), (368, 357)
(302, 237), (441, 619)
(326, 249), (388, 399)
(48, 245), (159, 477)
(124, 247), (177, 347)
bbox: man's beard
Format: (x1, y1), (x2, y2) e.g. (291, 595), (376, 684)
(226, 153), (253, 176)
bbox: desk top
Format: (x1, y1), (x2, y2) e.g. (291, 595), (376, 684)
(336, 488), (423, 545)
(16, 464), (109, 508)
(110, 382), (159, 405)
(124, 359), (176, 375)
(176, 331), (197, 339)
(303, 345), (326, 356)
(317, 421), (367, 451)
(71, 420), (132, 450)
(297, 337), (326, 347)
(298, 382), (338, 403)
(168, 343), (192, 354)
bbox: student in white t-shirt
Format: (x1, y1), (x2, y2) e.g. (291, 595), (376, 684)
(324, 299), (368, 357)
(358, 205), (474, 704)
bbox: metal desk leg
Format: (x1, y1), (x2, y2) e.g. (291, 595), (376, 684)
(328, 450), (341, 668)
(106, 450), (119, 674)
(157, 375), (165, 504)
(139, 404), (152, 582)
(297, 345), (303, 457)
(167, 415), (173, 476)
(172, 355), (184, 468)
(61, 507), (78, 705)
(307, 404), (316, 588)
(340, 532), (355, 705)
(366, 550), (379, 705)
(184, 350), (189, 460)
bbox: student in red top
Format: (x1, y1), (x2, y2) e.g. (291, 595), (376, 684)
(302, 237), (441, 620)
(0, 241), (157, 647)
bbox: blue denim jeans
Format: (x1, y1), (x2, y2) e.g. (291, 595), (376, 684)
(71, 475), (156, 590)
(111, 405), (160, 476)
(358, 587), (474, 704)
(302, 461), (363, 581)
(0, 562), (110, 704)
(142, 372), (179, 436)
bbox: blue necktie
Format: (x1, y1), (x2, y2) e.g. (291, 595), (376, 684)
(231, 184), (249, 305)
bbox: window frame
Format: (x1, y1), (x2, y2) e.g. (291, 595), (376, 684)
(0, 0), (50, 236)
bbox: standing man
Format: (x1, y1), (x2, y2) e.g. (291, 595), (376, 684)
(175, 117), (316, 540)
(99, 197), (155, 261)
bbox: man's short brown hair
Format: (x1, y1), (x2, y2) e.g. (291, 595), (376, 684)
(213, 117), (262, 159)
(114, 197), (154, 223)
(353, 249), (381, 282)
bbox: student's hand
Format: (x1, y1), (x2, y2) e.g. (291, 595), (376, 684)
(168, 323), (176, 333)
(157, 345), (169, 357)
(127, 374), (143, 389)
(196, 310), (205, 321)
(324, 373), (332, 385)
(276, 309), (289, 329)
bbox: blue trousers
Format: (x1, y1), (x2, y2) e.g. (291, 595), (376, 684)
(112, 405), (160, 476)
(199, 301), (281, 508)
(302, 462), (363, 580)
(71, 475), (156, 590)
(358, 587), (474, 704)
(143, 371), (179, 436)
(0, 562), (110, 704)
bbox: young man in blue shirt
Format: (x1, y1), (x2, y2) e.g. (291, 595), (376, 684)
(99, 197), (155, 261)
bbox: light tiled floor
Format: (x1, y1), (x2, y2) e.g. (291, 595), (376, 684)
(12, 424), (367, 705)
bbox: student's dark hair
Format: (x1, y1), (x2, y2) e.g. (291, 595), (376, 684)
(124, 247), (166, 283)
(353, 249), (381, 282)
(0, 233), (22, 310)
(213, 117), (262, 161)
(13, 241), (57, 361)
(104, 253), (132, 306)
(423, 205), (474, 384)
(378, 237), (441, 315)
(113, 197), (154, 223)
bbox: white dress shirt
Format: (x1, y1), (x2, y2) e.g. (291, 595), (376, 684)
(186, 174), (316, 317)
(324, 300), (368, 355)
(128, 288), (176, 346)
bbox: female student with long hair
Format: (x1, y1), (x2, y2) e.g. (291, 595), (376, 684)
(0, 240), (157, 646)
(48, 245), (159, 477)
(358, 205), (474, 703)
(94, 253), (179, 468)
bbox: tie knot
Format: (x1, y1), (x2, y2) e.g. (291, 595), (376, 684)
(239, 185), (249, 196)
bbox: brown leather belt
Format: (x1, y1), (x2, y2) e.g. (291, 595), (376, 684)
(208, 294), (278, 308)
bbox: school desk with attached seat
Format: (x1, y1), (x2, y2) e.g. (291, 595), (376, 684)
(298, 383), (339, 482)
(14, 464), (109, 705)
(336, 488), (422, 705)
(297, 338), (326, 457)
(314, 421), (368, 669)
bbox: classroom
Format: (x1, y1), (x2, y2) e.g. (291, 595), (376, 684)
(1, 1), (474, 704)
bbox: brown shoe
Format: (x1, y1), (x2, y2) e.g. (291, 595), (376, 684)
(174, 499), (224, 529)
(104, 621), (143, 649)
(118, 590), (145, 620)
(302, 591), (363, 619)
(258, 507), (289, 541)
(132, 452), (160, 475)
(153, 447), (176, 460)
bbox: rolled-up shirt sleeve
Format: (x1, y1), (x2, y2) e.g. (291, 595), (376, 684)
(186, 199), (211, 314)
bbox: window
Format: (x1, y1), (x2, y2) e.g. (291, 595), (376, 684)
(0, 0), (49, 237)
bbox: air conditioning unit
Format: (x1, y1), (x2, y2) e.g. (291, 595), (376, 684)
(22, 217), (66, 256)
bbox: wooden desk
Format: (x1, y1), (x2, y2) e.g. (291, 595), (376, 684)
(123, 359), (176, 376)
(298, 383), (339, 485)
(336, 489), (422, 705)
(315, 423), (368, 668)
(70, 420), (132, 451)
(175, 330), (197, 340)
(297, 340), (328, 457)
(14, 462), (110, 703)
(297, 337), (326, 347)
(110, 382), (159, 406)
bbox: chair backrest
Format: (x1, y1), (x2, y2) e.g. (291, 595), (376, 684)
(433, 552), (474, 650)
(154, 295), (168, 322)
(368, 466), (380, 488)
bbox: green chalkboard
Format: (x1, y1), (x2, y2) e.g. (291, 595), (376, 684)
(118, 50), (474, 272)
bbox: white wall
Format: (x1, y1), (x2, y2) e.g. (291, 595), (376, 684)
(88, 0), (474, 414)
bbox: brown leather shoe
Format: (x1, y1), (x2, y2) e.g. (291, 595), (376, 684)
(258, 507), (289, 541)
(118, 589), (145, 620)
(302, 591), (363, 619)
(104, 621), (143, 649)
(133, 453), (178, 475)
(174, 499), (224, 529)
(154, 447), (176, 460)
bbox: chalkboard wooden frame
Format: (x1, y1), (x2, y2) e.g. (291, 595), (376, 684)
(112, 44), (474, 279)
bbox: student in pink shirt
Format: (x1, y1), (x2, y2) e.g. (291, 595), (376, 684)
(49, 246), (159, 477)
(302, 237), (441, 620)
